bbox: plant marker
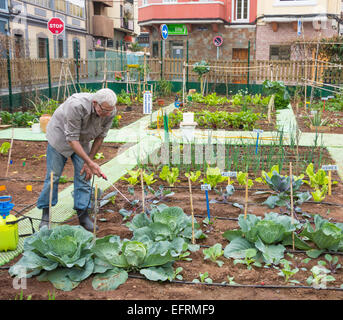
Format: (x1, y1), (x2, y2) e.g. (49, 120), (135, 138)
(244, 174), (248, 220)
(48, 171), (53, 229)
(321, 97), (328, 112)
(5, 128), (14, 178)
(201, 184), (211, 221)
(22, 161), (25, 167)
(26, 185), (32, 192)
(0, 185), (6, 191)
(141, 169), (145, 213)
(322, 165), (338, 196)
(188, 176), (195, 245)
(254, 130), (263, 155)
(289, 162), (295, 251)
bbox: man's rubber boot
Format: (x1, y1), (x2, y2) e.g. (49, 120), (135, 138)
(77, 210), (98, 232)
(39, 207), (50, 229)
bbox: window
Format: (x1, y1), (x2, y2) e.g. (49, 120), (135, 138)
(0, 0), (7, 11)
(58, 39), (63, 58)
(38, 37), (47, 58)
(270, 45), (291, 60)
(69, 3), (83, 17)
(233, 0), (249, 22)
(142, 0), (148, 5)
(162, 0), (177, 3)
(274, 0), (317, 5)
(27, 0), (51, 8)
(152, 41), (159, 58)
(55, 0), (66, 12)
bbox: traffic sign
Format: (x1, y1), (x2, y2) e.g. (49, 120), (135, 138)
(47, 17), (65, 35)
(213, 35), (223, 47)
(161, 24), (168, 40)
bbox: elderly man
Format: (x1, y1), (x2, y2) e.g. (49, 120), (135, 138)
(37, 88), (117, 231)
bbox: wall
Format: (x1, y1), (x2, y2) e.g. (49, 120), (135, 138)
(257, 0), (341, 17)
(255, 21), (337, 60)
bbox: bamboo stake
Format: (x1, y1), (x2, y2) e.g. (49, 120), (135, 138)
(93, 184), (98, 237)
(244, 174), (248, 220)
(290, 162), (295, 251)
(141, 169), (145, 213)
(48, 171), (53, 229)
(5, 127), (14, 178)
(188, 176), (195, 245)
(328, 171), (332, 196)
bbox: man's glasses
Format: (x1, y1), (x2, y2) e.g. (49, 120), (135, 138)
(96, 102), (113, 115)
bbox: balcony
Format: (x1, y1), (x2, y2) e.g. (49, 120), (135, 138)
(93, 0), (113, 8)
(120, 18), (134, 31)
(93, 15), (114, 38)
(139, 1), (226, 25)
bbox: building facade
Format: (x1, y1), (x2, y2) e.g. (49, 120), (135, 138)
(256, 0), (342, 60)
(8, 0), (87, 59)
(138, 0), (258, 61)
(86, 0), (139, 51)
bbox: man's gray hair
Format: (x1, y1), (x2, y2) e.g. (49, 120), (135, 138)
(92, 88), (117, 107)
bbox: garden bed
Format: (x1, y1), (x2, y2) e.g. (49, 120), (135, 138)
(1, 140), (343, 300)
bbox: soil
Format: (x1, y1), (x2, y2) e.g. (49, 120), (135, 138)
(292, 103), (343, 134)
(1, 140), (343, 301)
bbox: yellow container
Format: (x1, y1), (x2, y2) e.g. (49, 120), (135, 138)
(0, 214), (18, 252)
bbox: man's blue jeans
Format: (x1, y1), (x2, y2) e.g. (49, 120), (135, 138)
(37, 143), (92, 211)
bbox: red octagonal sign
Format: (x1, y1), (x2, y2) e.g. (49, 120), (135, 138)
(47, 17), (65, 35)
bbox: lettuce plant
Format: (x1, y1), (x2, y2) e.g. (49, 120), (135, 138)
(159, 166), (180, 187)
(9, 225), (95, 291)
(201, 167), (226, 189)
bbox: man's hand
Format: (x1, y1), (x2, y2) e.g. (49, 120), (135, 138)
(80, 161), (103, 181)
(80, 163), (93, 181)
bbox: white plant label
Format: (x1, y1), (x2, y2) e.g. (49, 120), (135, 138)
(322, 165), (338, 171)
(253, 129), (264, 134)
(201, 184), (211, 191)
(221, 171), (237, 178)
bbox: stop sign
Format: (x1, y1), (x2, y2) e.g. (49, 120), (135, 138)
(47, 17), (65, 35)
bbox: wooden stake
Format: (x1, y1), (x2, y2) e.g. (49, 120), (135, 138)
(5, 127), (14, 178)
(328, 170), (332, 196)
(141, 169), (145, 213)
(48, 171), (53, 230)
(244, 174), (248, 220)
(290, 162), (295, 251)
(188, 176), (195, 245)
(93, 184), (98, 237)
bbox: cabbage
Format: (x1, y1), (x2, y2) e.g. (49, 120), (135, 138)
(301, 215), (343, 251)
(9, 225), (95, 291)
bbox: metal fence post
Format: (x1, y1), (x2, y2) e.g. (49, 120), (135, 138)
(160, 40), (163, 80)
(247, 40), (250, 92)
(46, 38), (52, 99)
(6, 37), (13, 112)
(186, 38), (189, 93)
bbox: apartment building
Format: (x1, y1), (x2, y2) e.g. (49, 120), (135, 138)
(138, 0), (258, 61)
(87, 0), (139, 51)
(8, 0), (87, 58)
(256, 0), (342, 60)
(0, 0), (9, 35)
